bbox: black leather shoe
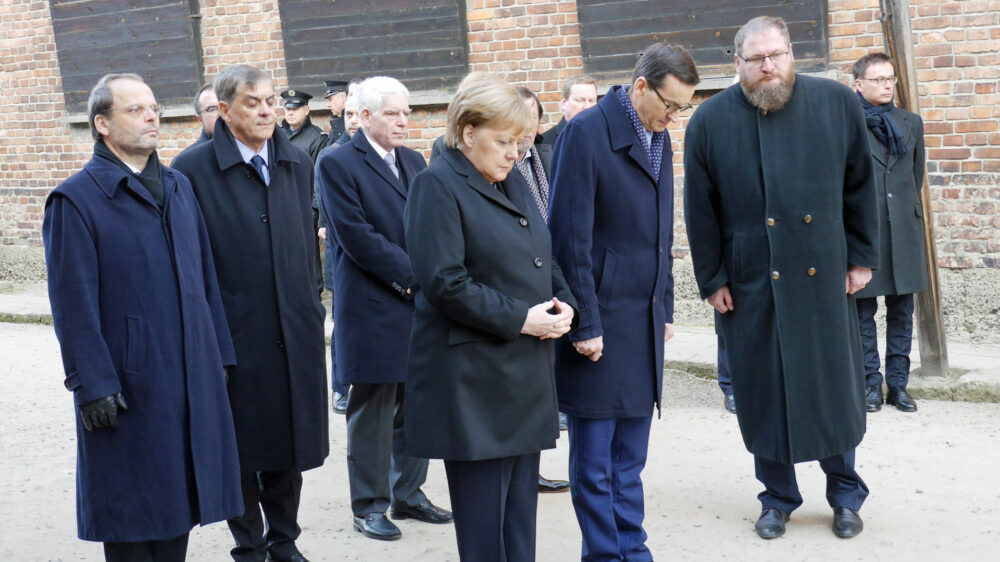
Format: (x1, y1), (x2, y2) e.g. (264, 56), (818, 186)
(266, 553), (310, 562)
(865, 385), (883, 412)
(390, 499), (453, 524)
(332, 392), (348, 415)
(886, 387), (917, 412)
(754, 508), (789, 539)
(538, 475), (570, 493)
(353, 512), (401, 540)
(832, 507), (863, 538)
(559, 412), (568, 431)
(724, 392), (736, 414)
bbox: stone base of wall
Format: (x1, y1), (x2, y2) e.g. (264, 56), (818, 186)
(0, 246), (46, 282)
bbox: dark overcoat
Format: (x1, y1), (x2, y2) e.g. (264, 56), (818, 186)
(404, 147), (578, 461)
(683, 75), (879, 464)
(855, 106), (928, 298)
(539, 117), (566, 145)
(548, 87), (675, 419)
(316, 130), (426, 384)
(172, 120), (329, 472)
(43, 156), (242, 542)
(282, 116), (327, 163)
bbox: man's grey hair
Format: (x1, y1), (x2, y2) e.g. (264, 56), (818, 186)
(87, 73), (144, 141)
(734, 16), (791, 57)
(356, 76), (409, 115)
(214, 65), (270, 105)
(193, 83), (214, 114)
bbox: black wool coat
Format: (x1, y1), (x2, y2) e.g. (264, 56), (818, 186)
(172, 120), (329, 473)
(316, 130), (426, 384)
(404, 147), (578, 461)
(855, 105), (928, 298)
(684, 76), (879, 464)
(281, 116), (327, 164)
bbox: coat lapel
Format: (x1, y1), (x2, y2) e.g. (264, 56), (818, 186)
(886, 107), (912, 170)
(441, 147), (522, 215)
(601, 88), (656, 182)
(86, 156), (159, 208)
(355, 130), (407, 199)
(867, 128), (887, 167)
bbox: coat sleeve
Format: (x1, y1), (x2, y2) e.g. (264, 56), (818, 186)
(841, 94), (880, 269)
(43, 194), (123, 405)
(548, 121), (603, 341)
(405, 170), (530, 341)
(682, 112), (729, 300)
(318, 151), (415, 296)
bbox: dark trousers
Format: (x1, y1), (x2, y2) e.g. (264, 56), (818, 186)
(227, 468), (303, 562)
(328, 311), (348, 395)
(754, 449), (869, 514)
(568, 415), (653, 562)
(856, 294), (915, 389)
(104, 533), (189, 562)
(444, 452), (540, 562)
(717, 335), (732, 395)
(346, 382), (428, 516)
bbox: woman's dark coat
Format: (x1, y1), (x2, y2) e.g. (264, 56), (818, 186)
(855, 106), (928, 298)
(316, 130), (426, 384)
(548, 87), (676, 419)
(43, 156), (243, 541)
(684, 76), (879, 464)
(172, 120), (329, 473)
(404, 147), (578, 461)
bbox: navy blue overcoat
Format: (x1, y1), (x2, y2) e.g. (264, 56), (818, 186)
(43, 155), (243, 542)
(316, 130), (426, 384)
(549, 87), (676, 418)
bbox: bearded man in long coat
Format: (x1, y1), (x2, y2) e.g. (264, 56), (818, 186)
(684, 16), (879, 540)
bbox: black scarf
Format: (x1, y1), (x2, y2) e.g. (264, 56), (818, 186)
(94, 140), (164, 207)
(856, 91), (907, 157)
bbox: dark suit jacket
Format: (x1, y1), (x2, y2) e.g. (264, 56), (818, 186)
(172, 120), (329, 472)
(404, 146), (577, 461)
(316, 130), (426, 385)
(539, 117), (566, 145)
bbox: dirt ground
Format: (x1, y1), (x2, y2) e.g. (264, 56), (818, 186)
(2, 322), (998, 561)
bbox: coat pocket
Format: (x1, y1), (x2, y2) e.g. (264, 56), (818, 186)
(448, 322), (497, 346)
(125, 315), (145, 375)
(596, 249), (618, 303)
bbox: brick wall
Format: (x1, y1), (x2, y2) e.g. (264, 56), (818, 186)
(1, 0), (998, 273)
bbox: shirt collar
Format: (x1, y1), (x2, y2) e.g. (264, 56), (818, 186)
(363, 130), (394, 161)
(234, 138), (269, 167)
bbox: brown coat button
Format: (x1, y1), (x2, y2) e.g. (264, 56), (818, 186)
(807, 267), (816, 276)
(771, 271), (780, 280)
(766, 218), (775, 226)
(803, 214), (812, 223)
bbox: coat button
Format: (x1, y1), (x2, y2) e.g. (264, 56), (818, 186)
(277, 340), (285, 350)
(771, 271), (781, 280)
(803, 215), (812, 223)
(533, 257), (543, 268)
(519, 217), (528, 227)
(766, 218), (775, 226)
(888, 193), (893, 198)
(807, 267), (816, 276)
(260, 214), (268, 223)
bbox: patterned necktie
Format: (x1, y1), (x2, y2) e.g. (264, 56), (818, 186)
(384, 152), (399, 179)
(250, 154), (269, 185)
(516, 149), (549, 222)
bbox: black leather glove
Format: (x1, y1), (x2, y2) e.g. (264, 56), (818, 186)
(78, 392), (128, 431)
(224, 366), (233, 384)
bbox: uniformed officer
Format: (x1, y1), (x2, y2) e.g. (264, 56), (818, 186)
(323, 80), (348, 144)
(279, 89), (326, 163)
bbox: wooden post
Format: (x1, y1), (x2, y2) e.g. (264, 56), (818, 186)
(879, 0), (950, 378)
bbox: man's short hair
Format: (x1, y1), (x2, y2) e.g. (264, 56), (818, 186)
(193, 83), (214, 114)
(561, 75), (597, 100)
(356, 76), (409, 116)
(516, 86), (543, 120)
(87, 73), (144, 141)
(214, 65), (269, 105)
(631, 43), (700, 89)
(852, 52), (896, 80)
(445, 75), (533, 149)
(734, 16), (791, 58)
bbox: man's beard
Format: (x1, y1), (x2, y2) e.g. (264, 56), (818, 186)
(740, 70), (796, 114)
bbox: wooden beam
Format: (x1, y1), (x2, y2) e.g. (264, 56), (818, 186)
(879, 0), (950, 378)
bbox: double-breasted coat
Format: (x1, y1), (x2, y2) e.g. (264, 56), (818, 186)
(172, 120), (329, 473)
(316, 130), (426, 384)
(43, 155), (243, 542)
(683, 76), (879, 464)
(404, 147), (578, 461)
(855, 105), (928, 298)
(548, 87), (676, 419)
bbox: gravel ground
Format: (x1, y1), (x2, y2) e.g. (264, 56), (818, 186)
(2, 322), (998, 561)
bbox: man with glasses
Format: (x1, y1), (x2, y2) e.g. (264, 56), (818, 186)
(548, 43), (698, 561)
(684, 16), (878, 540)
(851, 52), (926, 414)
(173, 83), (219, 163)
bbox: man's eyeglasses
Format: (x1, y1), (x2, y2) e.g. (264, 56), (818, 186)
(737, 51), (791, 68)
(109, 104), (162, 119)
(650, 86), (692, 116)
(859, 76), (898, 87)
(198, 105), (220, 115)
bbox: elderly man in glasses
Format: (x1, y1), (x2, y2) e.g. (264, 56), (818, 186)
(684, 15), (879, 540)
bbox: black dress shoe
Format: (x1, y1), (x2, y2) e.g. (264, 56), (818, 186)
(390, 499), (453, 524)
(538, 475), (570, 493)
(559, 411), (568, 431)
(266, 553), (310, 562)
(832, 507), (863, 538)
(754, 508), (789, 539)
(332, 392), (348, 415)
(723, 392), (736, 414)
(353, 512), (401, 540)
(865, 385), (883, 412)
(886, 387), (918, 412)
